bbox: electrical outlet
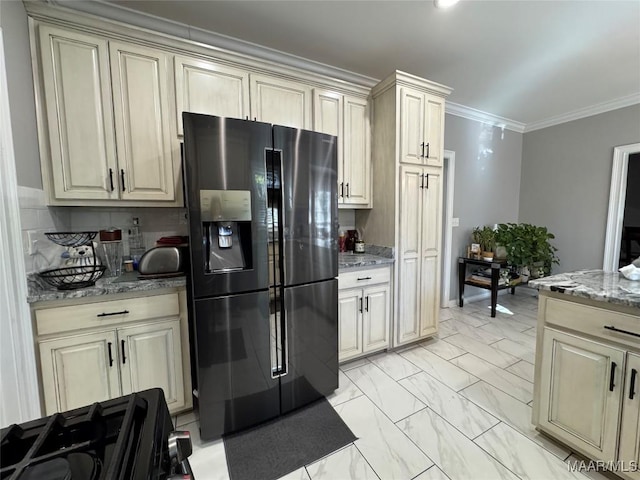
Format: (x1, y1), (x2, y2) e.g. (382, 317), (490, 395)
(27, 231), (38, 255)
(451, 217), (460, 227)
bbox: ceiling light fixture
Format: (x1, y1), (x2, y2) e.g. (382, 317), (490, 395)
(434, 0), (460, 9)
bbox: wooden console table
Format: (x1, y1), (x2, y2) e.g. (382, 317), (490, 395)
(458, 257), (521, 317)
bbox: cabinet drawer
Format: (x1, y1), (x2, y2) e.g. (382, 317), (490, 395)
(36, 293), (180, 336)
(339, 266), (391, 290)
(543, 297), (640, 350)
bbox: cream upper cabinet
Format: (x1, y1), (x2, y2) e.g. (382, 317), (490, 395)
(118, 318), (185, 412)
(538, 328), (625, 462)
(38, 26), (118, 200)
(250, 74), (311, 129)
(110, 42), (176, 202)
(619, 352), (640, 480)
(39, 330), (121, 413)
(313, 90), (371, 208)
(34, 25), (182, 206)
(174, 56), (250, 135)
(400, 86), (445, 167)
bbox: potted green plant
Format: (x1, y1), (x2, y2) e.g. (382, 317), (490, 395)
(473, 226), (496, 261)
(495, 223), (559, 279)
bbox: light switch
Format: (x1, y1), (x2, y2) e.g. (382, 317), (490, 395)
(451, 217), (460, 227)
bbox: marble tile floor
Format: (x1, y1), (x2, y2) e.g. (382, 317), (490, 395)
(173, 289), (614, 480)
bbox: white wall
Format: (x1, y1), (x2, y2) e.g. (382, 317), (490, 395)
(520, 104), (640, 273)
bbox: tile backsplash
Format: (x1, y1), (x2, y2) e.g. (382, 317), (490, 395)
(18, 187), (187, 273)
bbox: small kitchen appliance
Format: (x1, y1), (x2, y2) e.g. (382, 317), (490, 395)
(0, 388), (194, 479)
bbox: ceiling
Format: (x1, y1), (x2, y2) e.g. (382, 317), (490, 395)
(96, 1), (640, 128)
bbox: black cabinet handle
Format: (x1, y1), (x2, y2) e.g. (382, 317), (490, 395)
(630, 369), (638, 400)
(97, 310), (129, 318)
(107, 342), (113, 367)
(340, 182), (344, 198)
(120, 169), (126, 192)
(420, 142), (425, 158)
(425, 142), (430, 159)
(359, 297), (363, 313)
(420, 174), (424, 189)
(121, 340), (127, 364)
(346, 183), (350, 198)
(425, 174), (429, 189)
(108, 168), (114, 191)
(357, 277), (372, 281)
(609, 362), (617, 392)
(604, 325), (640, 338)
(365, 296), (369, 312)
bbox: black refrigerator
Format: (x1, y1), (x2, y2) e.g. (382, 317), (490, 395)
(182, 113), (339, 441)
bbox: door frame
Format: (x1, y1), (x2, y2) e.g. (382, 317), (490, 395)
(441, 150), (455, 308)
(603, 142), (640, 271)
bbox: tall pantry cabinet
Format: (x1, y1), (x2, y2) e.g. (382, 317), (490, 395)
(356, 71), (451, 347)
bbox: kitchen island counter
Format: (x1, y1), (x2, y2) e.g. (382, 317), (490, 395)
(529, 269), (640, 309)
(27, 272), (186, 303)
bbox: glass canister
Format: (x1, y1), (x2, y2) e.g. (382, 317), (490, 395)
(100, 229), (123, 277)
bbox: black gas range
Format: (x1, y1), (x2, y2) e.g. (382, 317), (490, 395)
(0, 388), (193, 480)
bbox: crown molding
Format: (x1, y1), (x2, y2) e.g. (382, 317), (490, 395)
(445, 102), (526, 133)
(524, 93), (640, 133)
(39, 0), (379, 88)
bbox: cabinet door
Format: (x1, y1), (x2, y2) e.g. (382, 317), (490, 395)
(539, 328), (625, 462)
(424, 95), (444, 167)
(313, 90), (344, 202)
(118, 318), (185, 412)
(343, 96), (371, 207)
(174, 56), (249, 135)
(362, 284), (390, 353)
(399, 87), (425, 165)
(338, 289), (362, 362)
(38, 26), (117, 200)
(110, 42), (176, 201)
(420, 170), (442, 337)
(619, 352), (640, 480)
(396, 165), (424, 345)
(250, 74), (311, 129)
(39, 330), (120, 414)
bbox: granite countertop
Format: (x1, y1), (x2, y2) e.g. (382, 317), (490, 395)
(28, 272), (186, 304)
(339, 253), (394, 269)
(529, 269), (640, 309)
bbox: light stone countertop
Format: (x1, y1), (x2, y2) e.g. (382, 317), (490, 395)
(339, 253), (394, 270)
(28, 272), (186, 304)
(529, 269), (640, 309)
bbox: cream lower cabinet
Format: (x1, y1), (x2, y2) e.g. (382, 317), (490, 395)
(534, 295), (640, 480)
(538, 328), (624, 462)
(34, 24), (181, 206)
(396, 165), (441, 345)
(338, 266), (391, 362)
(35, 291), (190, 415)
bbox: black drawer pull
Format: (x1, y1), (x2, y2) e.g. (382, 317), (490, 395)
(107, 342), (113, 367)
(97, 310), (129, 317)
(120, 169), (126, 192)
(121, 340), (127, 364)
(357, 277), (372, 281)
(604, 325), (640, 338)
(630, 369), (637, 400)
(609, 362), (617, 392)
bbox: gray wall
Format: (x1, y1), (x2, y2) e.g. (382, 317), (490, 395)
(1, 0), (42, 189)
(444, 114), (523, 303)
(519, 104), (640, 273)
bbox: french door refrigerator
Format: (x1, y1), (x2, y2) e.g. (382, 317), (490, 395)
(182, 113), (338, 440)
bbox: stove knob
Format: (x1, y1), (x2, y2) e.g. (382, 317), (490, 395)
(168, 431), (192, 464)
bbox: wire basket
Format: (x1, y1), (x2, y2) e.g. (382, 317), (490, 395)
(38, 265), (107, 290)
(45, 232), (98, 247)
